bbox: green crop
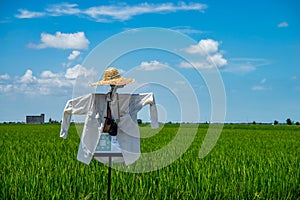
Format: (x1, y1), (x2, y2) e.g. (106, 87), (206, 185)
(0, 124), (299, 199)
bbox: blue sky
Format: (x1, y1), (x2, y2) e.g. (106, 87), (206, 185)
(0, 0), (299, 123)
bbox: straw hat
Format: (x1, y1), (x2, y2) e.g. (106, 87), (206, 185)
(90, 67), (134, 86)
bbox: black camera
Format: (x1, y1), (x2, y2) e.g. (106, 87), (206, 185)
(103, 117), (118, 136)
(108, 120), (118, 136)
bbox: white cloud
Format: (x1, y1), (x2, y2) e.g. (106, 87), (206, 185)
(138, 60), (169, 71)
(278, 21), (288, 28)
(65, 64), (95, 79)
(19, 69), (36, 83)
(46, 3), (80, 16)
(37, 74), (72, 89)
(15, 9), (45, 19)
(179, 61), (213, 69)
(28, 32), (90, 50)
(0, 84), (13, 93)
(40, 70), (61, 78)
(15, 2), (207, 22)
(182, 39), (227, 69)
(260, 78), (267, 84)
(175, 80), (186, 85)
(251, 86), (268, 91)
(185, 39), (219, 55)
(223, 58), (270, 74)
(18, 69), (65, 95)
(207, 53), (227, 67)
(85, 2), (206, 21)
(252, 78), (270, 91)
(179, 61), (193, 69)
(0, 65), (95, 96)
(0, 74), (10, 80)
(68, 50), (81, 60)
(171, 26), (205, 34)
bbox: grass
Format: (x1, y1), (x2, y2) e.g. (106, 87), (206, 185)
(0, 124), (299, 199)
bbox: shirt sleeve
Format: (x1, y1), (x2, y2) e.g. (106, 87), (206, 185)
(60, 94), (92, 139)
(141, 93), (159, 129)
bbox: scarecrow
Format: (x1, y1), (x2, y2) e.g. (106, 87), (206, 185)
(60, 67), (159, 165)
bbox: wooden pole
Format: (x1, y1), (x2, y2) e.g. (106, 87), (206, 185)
(94, 153), (122, 199)
(107, 156), (112, 200)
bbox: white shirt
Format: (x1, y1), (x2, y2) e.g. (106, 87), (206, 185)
(60, 92), (158, 165)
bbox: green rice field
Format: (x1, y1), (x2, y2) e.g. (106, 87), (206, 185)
(1, 124), (299, 199)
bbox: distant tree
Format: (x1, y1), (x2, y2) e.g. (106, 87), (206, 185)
(286, 118), (292, 125)
(252, 121), (256, 124)
(273, 120), (279, 125)
(137, 119), (142, 124)
(48, 118), (60, 124)
(296, 122), (300, 125)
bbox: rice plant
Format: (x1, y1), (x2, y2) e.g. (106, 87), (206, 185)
(0, 124), (299, 199)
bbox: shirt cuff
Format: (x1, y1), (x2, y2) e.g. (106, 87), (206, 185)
(60, 130), (68, 139)
(151, 122), (159, 129)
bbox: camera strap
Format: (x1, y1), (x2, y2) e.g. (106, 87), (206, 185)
(106, 101), (111, 120)
(107, 92), (120, 123)
(116, 93), (120, 123)
(102, 94), (112, 133)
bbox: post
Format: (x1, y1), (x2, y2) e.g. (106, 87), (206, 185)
(94, 153), (122, 199)
(107, 156), (112, 200)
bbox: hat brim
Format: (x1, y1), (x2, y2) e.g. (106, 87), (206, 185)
(90, 77), (134, 86)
